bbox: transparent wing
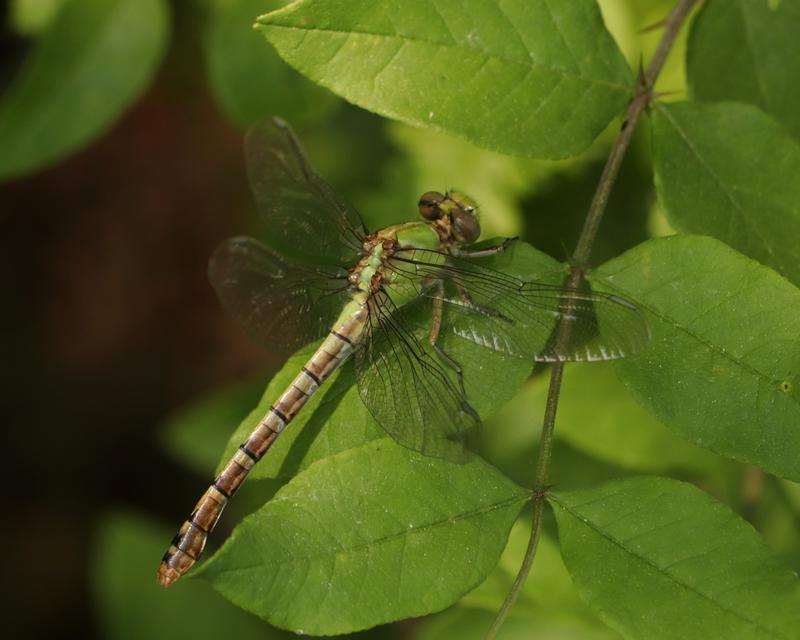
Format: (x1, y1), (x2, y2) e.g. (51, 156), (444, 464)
(387, 249), (649, 363)
(245, 117), (367, 266)
(355, 290), (479, 463)
(209, 236), (351, 353)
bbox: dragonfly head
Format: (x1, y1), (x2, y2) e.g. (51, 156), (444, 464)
(417, 190), (480, 245)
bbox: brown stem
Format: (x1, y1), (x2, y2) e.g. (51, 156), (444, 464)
(486, 1), (698, 637)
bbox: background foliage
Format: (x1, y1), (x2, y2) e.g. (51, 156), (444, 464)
(2, 0), (799, 639)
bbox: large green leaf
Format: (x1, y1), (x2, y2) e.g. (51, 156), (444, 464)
(198, 440), (529, 634)
(551, 477), (800, 639)
(92, 512), (286, 640)
(686, 0), (800, 140)
(217, 240), (563, 479)
(591, 235), (800, 481)
(205, 0), (337, 129)
(0, 0), (169, 180)
(653, 101), (800, 286)
(255, 0), (633, 159)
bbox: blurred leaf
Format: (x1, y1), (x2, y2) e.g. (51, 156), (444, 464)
(205, 0), (337, 129)
(161, 376), (265, 475)
(687, 0), (800, 140)
(521, 130), (653, 265)
(417, 520), (619, 639)
(10, 0), (63, 35)
(541, 361), (720, 474)
(463, 520), (610, 621)
(198, 439), (529, 634)
(256, 0), (633, 159)
(598, 0), (693, 98)
(416, 607), (618, 640)
(92, 511), (285, 640)
(592, 235), (800, 481)
(218, 241), (565, 479)
(0, 0), (169, 180)
(551, 477), (800, 639)
(385, 122), (535, 237)
(653, 101), (800, 286)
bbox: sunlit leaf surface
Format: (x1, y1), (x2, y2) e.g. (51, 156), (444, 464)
(592, 235), (800, 481)
(256, 0), (632, 159)
(552, 477), (800, 639)
(198, 440), (529, 634)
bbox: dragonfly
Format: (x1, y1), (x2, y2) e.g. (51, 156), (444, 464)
(157, 117), (648, 587)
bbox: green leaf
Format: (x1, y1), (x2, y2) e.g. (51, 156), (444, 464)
(218, 241), (564, 479)
(551, 477), (800, 640)
(205, 0), (337, 129)
(0, 0), (169, 180)
(92, 511), (287, 640)
(686, 0), (800, 140)
(256, 0), (633, 159)
(591, 235), (800, 481)
(198, 440), (529, 634)
(653, 101), (800, 286)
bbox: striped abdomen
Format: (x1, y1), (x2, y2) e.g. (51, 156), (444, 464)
(157, 310), (364, 587)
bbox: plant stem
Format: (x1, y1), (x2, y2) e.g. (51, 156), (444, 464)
(486, 1), (698, 637)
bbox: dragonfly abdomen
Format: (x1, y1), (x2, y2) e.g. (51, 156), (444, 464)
(157, 305), (366, 587)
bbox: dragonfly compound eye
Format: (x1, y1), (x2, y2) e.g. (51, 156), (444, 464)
(418, 191), (446, 220)
(452, 208), (480, 244)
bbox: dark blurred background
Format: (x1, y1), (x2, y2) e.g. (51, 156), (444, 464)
(0, 1), (695, 638)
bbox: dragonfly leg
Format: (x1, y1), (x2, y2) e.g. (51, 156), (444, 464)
(452, 236), (518, 259)
(453, 281), (513, 323)
(430, 282), (468, 397)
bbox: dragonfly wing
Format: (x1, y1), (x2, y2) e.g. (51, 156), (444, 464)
(209, 236), (351, 354)
(355, 291), (479, 463)
(389, 249), (649, 363)
(245, 117), (367, 266)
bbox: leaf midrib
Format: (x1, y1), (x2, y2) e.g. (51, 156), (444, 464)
(259, 22), (632, 93)
(209, 488), (530, 571)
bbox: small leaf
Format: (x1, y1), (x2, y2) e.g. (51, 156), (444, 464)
(687, 0), (800, 140)
(551, 477), (800, 640)
(205, 0), (337, 129)
(653, 101), (800, 286)
(92, 512), (286, 640)
(0, 0), (169, 180)
(198, 440), (529, 634)
(256, 0), (632, 159)
(592, 235), (800, 481)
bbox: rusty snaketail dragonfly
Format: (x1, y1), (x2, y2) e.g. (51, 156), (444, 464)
(157, 118), (648, 587)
